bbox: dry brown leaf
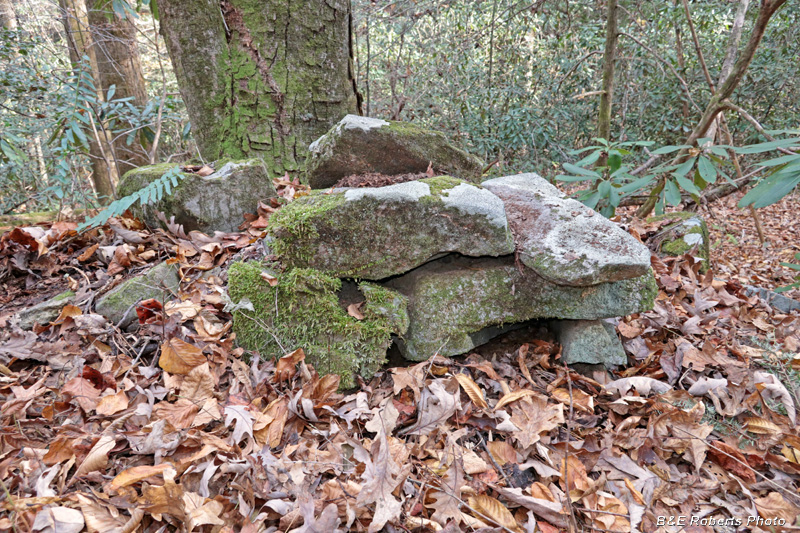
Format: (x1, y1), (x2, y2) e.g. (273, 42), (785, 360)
(180, 362), (215, 403)
(260, 271), (279, 286)
(494, 388), (538, 411)
(743, 416), (782, 435)
(274, 347), (305, 382)
(467, 494), (521, 533)
(487, 440), (517, 466)
(551, 387), (594, 414)
(454, 373), (488, 409)
(753, 492), (800, 525)
(95, 390), (129, 416)
(347, 302), (365, 320)
(159, 338), (206, 375)
(73, 435), (115, 479)
(108, 464), (172, 493)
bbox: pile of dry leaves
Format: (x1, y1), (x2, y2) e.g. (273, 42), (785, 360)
(1, 187), (799, 532)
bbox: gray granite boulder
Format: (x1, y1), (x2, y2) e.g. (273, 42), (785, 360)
(17, 290), (76, 330)
(267, 176), (514, 279)
(550, 319), (627, 367)
(118, 159), (277, 233)
(304, 115), (485, 189)
(95, 262), (180, 328)
(384, 255), (657, 361)
(483, 173), (652, 286)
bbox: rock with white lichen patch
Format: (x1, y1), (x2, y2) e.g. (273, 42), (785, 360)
(117, 159), (277, 233)
(303, 115), (485, 189)
(483, 173), (653, 286)
(266, 176), (514, 279)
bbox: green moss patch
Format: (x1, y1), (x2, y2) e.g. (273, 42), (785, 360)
(227, 261), (408, 388)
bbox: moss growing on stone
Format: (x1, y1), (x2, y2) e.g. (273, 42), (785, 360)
(304, 115), (486, 189)
(386, 255), (658, 361)
(652, 212), (710, 271)
(117, 160), (277, 233)
(227, 261), (408, 388)
(266, 177), (513, 279)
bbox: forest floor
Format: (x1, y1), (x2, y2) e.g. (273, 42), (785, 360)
(0, 187), (799, 533)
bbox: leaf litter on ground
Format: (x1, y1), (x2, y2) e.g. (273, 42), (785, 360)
(0, 194), (799, 532)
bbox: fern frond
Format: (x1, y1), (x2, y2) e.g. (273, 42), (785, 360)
(78, 166), (186, 232)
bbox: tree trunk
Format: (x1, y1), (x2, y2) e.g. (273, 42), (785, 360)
(0, 0), (17, 30)
(58, 0), (118, 202)
(86, 0), (151, 175)
(597, 0), (618, 160)
(155, 0), (361, 176)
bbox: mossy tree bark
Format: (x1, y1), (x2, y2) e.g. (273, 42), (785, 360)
(58, 0), (118, 202)
(155, 0), (361, 176)
(86, 0), (151, 174)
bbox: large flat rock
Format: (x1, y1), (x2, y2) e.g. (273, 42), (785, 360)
(304, 115), (485, 189)
(267, 176), (514, 279)
(483, 173), (652, 286)
(385, 254), (657, 361)
(118, 159), (277, 233)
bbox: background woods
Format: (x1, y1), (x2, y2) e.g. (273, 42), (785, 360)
(1, 0), (798, 213)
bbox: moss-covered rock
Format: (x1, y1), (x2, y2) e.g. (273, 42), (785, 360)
(117, 160), (277, 233)
(304, 115), (485, 189)
(227, 261), (409, 388)
(267, 176), (514, 279)
(647, 211), (710, 271)
(95, 262), (181, 328)
(483, 173), (652, 286)
(550, 319), (627, 368)
(17, 290), (76, 330)
(385, 254), (657, 361)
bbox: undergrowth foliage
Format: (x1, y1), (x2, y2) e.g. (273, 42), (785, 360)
(78, 166), (185, 231)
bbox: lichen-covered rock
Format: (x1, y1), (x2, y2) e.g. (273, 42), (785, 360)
(267, 176), (514, 279)
(483, 173), (652, 286)
(648, 212), (710, 270)
(117, 160), (277, 233)
(17, 290), (75, 330)
(228, 261), (409, 388)
(550, 319), (627, 367)
(304, 115), (485, 189)
(95, 262), (181, 328)
(385, 254), (657, 361)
